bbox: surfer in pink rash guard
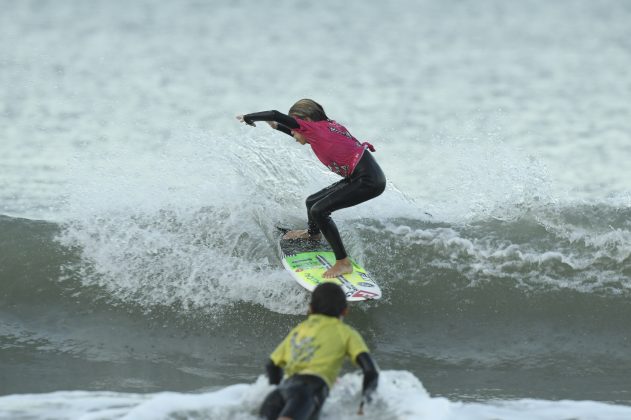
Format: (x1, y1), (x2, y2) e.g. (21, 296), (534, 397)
(237, 99), (386, 278)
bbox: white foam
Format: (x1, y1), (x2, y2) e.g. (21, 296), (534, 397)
(53, 126), (426, 314)
(1, 371), (629, 420)
(379, 220), (631, 293)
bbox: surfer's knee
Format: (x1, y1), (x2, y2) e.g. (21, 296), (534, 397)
(375, 175), (386, 195)
(308, 202), (329, 225)
(305, 194), (319, 210)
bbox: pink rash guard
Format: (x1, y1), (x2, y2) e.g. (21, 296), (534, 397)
(292, 118), (375, 178)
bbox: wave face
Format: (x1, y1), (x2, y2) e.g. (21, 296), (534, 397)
(2, 193), (631, 405)
(3, 202), (631, 312)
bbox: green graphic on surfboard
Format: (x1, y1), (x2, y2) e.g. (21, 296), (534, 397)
(278, 228), (381, 301)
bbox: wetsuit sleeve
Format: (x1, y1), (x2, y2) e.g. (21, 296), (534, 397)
(275, 123), (293, 136)
(243, 110), (300, 129)
(265, 358), (284, 385)
(356, 352), (379, 402)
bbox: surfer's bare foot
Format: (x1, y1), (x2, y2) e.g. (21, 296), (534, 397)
(323, 258), (353, 278)
(283, 229), (321, 241)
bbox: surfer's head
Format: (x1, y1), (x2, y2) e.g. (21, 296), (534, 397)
(310, 282), (348, 318)
(288, 99), (328, 122)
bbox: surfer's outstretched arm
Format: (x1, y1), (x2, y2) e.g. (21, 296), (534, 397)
(238, 110), (299, 130)
(237, 110), (298, 137)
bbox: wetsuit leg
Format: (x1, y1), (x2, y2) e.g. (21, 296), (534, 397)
(306, 178), (349, 236)
(308, 152), (386, 260)
(280, 383), (314, 420)
(259, 388), (285, 420)
(278, 375), (329, 420)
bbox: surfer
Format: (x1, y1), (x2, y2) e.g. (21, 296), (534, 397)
(259, 282), (379, 420)
(237, 99), (386, 278)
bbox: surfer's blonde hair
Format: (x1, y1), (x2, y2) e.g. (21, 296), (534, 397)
(288, 99), (329, 121)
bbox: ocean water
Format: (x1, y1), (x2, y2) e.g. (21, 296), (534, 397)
(2, 0), (631, 419)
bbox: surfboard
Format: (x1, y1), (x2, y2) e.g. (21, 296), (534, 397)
(278, 228), (381, 301)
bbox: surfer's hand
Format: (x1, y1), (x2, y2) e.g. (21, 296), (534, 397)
(357, 394), (371, 415)
(266, 121), (278, 129)
(236, 115), (255, 126)
(357, 393), (373, 415)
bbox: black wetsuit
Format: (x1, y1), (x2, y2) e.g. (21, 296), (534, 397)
(259, 352), (379, 420)
(244, 111), (386, 260)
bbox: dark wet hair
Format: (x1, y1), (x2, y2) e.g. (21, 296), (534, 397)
(288, 99), (329, 121)
(310, 282), (347, 317)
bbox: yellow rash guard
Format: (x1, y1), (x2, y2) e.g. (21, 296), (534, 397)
(270, 314), (370, 388)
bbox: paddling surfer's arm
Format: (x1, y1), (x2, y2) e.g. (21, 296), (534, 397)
(236, 110), (299, 136)
(356, 352), (379, 402)
(265, 359), (283, 385)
